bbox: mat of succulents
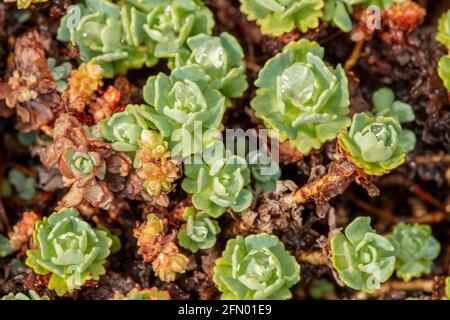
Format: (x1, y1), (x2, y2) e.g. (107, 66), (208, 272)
(0, 0), (449, 301)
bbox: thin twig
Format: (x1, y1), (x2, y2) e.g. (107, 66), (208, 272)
(403, 212), (446, 224)
(11, 163), (37, 178)
(344, 40), (364, 72)
(295, 249), (328, 265)
(345, 192), (398, 222)
(414, 153), (450, 164)
(379, 174), (448, 213)
(0, 198), (10, 233)
(345, 192), (446, 224)
(353, 279), (434, 299)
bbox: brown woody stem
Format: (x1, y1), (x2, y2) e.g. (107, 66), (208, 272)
(281, 159), (357, 207)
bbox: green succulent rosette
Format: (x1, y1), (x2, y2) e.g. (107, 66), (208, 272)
(181, 141), (253, 218)
(60, 148), (106, 184)
(139, 72), (226, 157)
(57, 0), (158, 78)
(25, 208), (113, 296)
(338, 113), (406, 175)
(247, 150), (281, 192)
(251, 39), (350, 154)
(47, 58), (72, 92)
(1, 290), (50, 300)
(7, 168), (36, 200)
(438, 55), (450, 92)
(101, 104), (150, 162)
(239, 0), (324, 36)
(437, 9), (450, 49)
(173, 32), (248, 104)
(338, 87), (415, 176)
(331, 216), (396, 292)
(387, 223), (441, 282)
(0, 235), (16, 258)
(213, 233), (300, 300)
(130, 0), (214, 67)
(177, 207), (221, 253)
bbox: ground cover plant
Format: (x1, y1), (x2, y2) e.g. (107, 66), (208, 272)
(0, 0), (449, 301)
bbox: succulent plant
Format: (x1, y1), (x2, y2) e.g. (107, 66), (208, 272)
(136, 0), (214, 67)
(18, 131), (38, 146)
(0, 235), (16, 258)
(37, 114), (131, 210)
(177, 207), (220, 253)
(152, 242), (189, 282)
(437, 9), (450, 49)
(101, 104), (150, 158)
(113, 287), (170, 300)
(57, 0), (158, 78)
(134, 129), (181, 195)
(337, 114), (402, 174)
(134, 213), (166, 262)
(387, 223), (441, 281)
(47, 58), (72, 92)
(136, 129), (170, 165)
(181, 141), (253, 218)
(213, 233), (300, 300)
(134, 213), (188, 281)
(173, 32), (248, 103)
(8, 211), (39, 253)
(138, 158), (180, 196)
(67, 61), (103, 104)
(4, 0), (47, 9)
(140, 72), (226, 157)
(59, 148), (107, 185)
(322, 0), (353, 32)
(438, 55), (450, 92)
(25, 208), (113, 296)
(7, 168), (36, 200)
(372, 87), (415, 124)
(1, 290), (50, 300)
(251, 39), (350, 154)
(247, 149), (281, 192)
(338, 88), (416, 176)
(330, 216), (396, 292)
(239, 0), (324, 36)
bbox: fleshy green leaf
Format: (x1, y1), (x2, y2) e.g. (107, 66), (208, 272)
(240, 0), (324, 36)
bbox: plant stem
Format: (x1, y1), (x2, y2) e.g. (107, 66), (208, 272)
(379, 174), (448, 213)
(0, 198), (10, 233)
(345, 192), (398, 221)
(344, 40), (364, 71)
(281, 159), (357, 207)
(353, 279), (434, 299)
(295, 249), (328, 265)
